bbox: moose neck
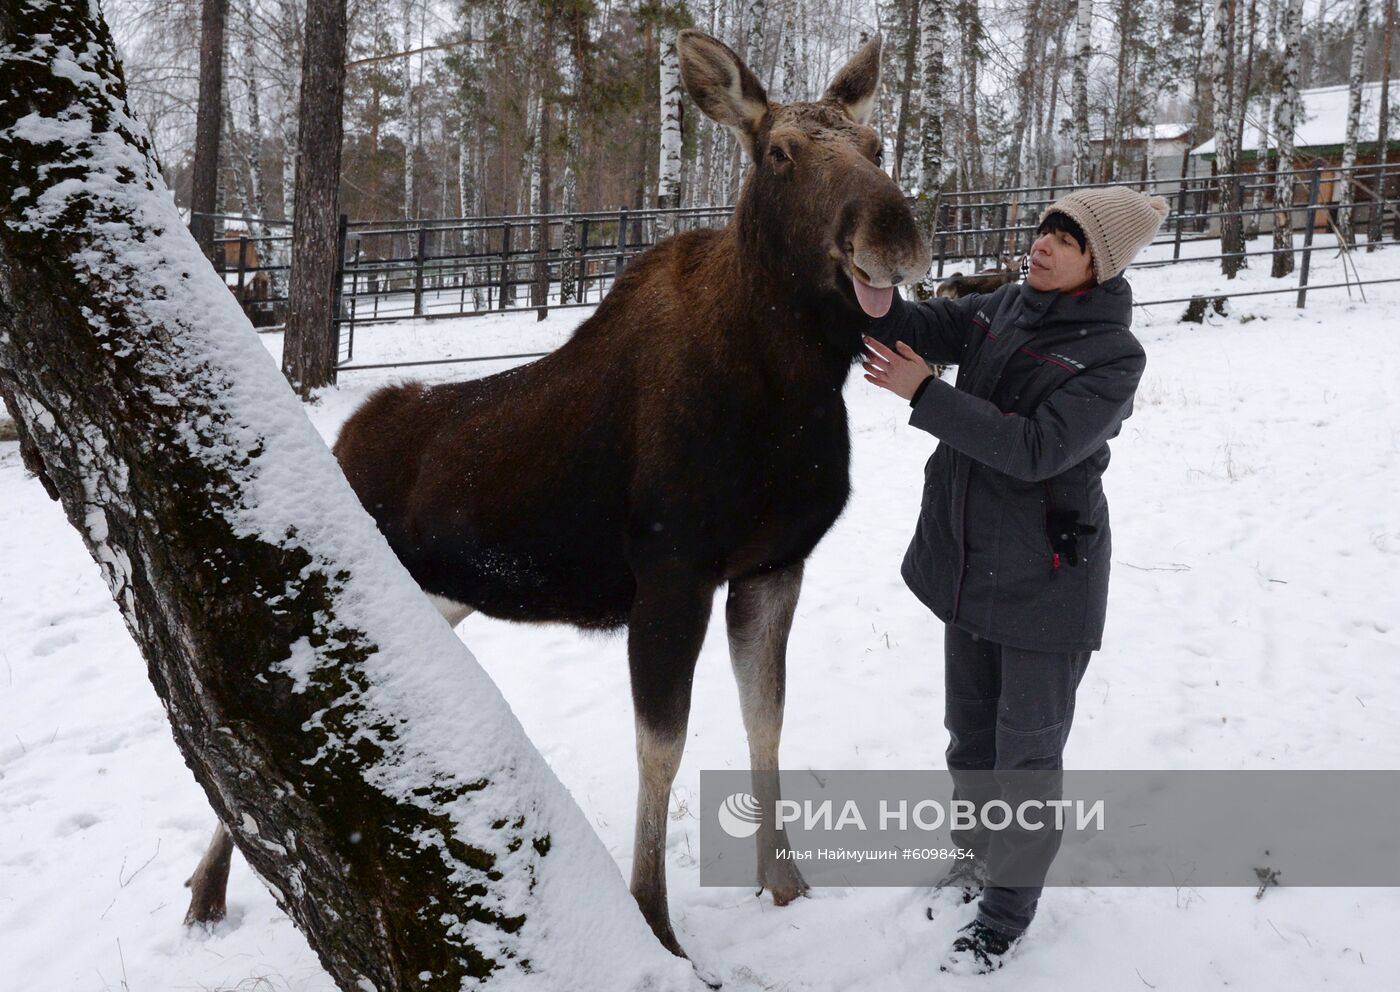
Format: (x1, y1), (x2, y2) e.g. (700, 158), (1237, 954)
(719, 173), (868, 371)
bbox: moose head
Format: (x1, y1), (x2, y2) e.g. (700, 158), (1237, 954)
(678, 30), (931, 324)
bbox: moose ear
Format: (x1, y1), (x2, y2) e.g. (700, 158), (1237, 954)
(822, 35), (882, 125)
(677, 29), (769, 160)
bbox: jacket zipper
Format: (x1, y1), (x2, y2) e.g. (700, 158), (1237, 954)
(952, 466), (972, 617)
(1043, 481), (1061, 575)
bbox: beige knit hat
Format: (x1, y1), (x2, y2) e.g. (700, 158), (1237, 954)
(1038, 187), (1170, 285)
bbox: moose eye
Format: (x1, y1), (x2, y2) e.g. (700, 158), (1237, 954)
(769, 145), (790, 165)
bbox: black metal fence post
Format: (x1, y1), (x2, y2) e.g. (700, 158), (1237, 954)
(413, 225), (427, 316)
(1296, 165), (1323, 309)
(616, 207), (629, 278)
(498, 222), (512, 310)
(578, 217), (590, 301)
(1173, 177), (1188, 260)
(332, 213), (348, 379)
(936, 200), (950, 278)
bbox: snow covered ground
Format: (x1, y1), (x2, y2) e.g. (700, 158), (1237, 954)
(3, 238), (1398, 991)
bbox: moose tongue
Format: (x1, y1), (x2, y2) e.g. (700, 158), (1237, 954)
(853, 276), (893, 318)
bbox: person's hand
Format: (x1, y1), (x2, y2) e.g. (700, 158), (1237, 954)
(862, 336), (933, 401)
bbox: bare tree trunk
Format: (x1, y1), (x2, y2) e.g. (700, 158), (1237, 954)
(400, 0), (417, 221)
(1369, 0), (1395, 249)
(1212, 0), (1246, 277)
(780, 0), (801, 97)
(917, 0), (947, 293)
(959, 0), (984, 190)
(1005, 0), (1041, 191)
(1271, 0), (1303, 276)
(559, 4), (586, 302)
(0, 6), (696, 991)
(281, 0), (348, 397)
(893, 0), (921, 186)
(1338, 0), (1371, 246)
(1072, 0), (1093, 184)
(190, 0), (227, 260)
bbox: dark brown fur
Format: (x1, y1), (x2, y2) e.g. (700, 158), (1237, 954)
(936, 256), (1023, 299)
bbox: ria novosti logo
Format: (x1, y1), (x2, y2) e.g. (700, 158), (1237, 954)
(717, 792), (763, 838)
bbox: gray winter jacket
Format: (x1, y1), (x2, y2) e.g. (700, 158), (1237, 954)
(867, 275), (1146, 652)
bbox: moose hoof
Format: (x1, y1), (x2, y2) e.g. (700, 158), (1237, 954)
(182, 891), (227, 927)
(691, 959), (724, 989)
(649, 918), (690, 961)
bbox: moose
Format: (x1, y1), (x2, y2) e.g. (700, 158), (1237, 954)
(183, 29), (930, 969)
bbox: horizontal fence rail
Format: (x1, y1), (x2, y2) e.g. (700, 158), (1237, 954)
(200, 159), (1400, 372)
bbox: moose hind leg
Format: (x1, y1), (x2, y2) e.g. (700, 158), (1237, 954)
(183, 821), (235, 925)
(627, 563), (713, 961)
(726, 563), (809, 906)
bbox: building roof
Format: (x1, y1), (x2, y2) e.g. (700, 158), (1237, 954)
(1192, 79), (1400, 157)
(1090, 123), (1193, 144)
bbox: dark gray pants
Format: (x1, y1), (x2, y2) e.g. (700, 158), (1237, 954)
(943, 623), (1091, 937)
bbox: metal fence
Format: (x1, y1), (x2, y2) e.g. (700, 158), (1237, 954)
(206, 159), (1400, 372)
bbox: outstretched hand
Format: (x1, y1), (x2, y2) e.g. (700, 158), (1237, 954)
(862, 336), (933, 401)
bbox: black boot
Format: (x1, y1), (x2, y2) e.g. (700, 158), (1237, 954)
(939, 919), (1021, 975)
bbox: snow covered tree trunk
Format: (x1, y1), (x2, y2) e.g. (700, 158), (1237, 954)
(281, 0), (347, 396)
(1071, 0), (1092, 184)
(1369, 0), (1395, 249)
(656, 24), (682, 235)
(0, 6), (697, 991)
(1338, 0), (1371, 247)
(190, 0), (227, 260)
(1271, 0), (1303, 276)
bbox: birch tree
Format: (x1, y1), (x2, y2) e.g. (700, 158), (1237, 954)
(1369, 0), (1395, 249)
(1005, 0), (1042, 191)
(559, 1), (586, 301)
(1271, 0), (1303, 276)
(1211, 0), (1246, 277)
(917, 0), (947, 293)
(1337, 0), (1371, 247)
(1071, 0), (1093, 183)
(657, 23), (683, 232)
(400, 0), (417, 219)
(0, 4), (699, 990)
(1247, 0), (1280, 238)
(892, 0), (921, 186)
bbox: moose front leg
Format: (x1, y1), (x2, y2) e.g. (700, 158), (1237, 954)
(726, 562), (810, 906)
(625, 561), (714, 963)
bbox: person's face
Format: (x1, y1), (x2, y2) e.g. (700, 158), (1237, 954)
(1026, 226), (1095, 293)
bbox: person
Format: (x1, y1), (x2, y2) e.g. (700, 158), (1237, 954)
(860, 186), (1168, 974)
